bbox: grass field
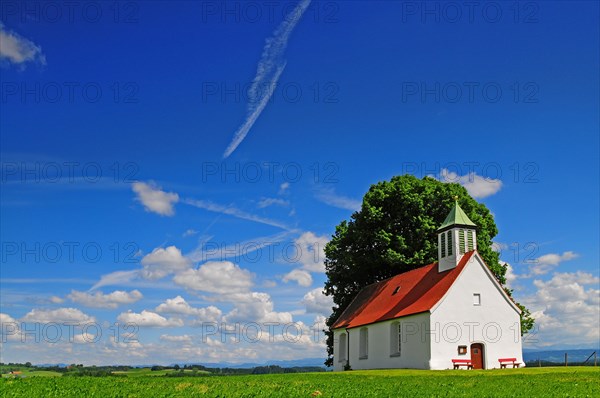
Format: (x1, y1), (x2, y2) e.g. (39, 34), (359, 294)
(1, 367), (598, 397)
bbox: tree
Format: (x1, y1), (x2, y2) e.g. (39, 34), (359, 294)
(323, 175), (534, 366)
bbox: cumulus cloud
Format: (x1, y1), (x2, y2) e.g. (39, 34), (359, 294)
(21, 308), (95, 323)
(173, 261), (254, 294)
(141, 246), (191, 280)
(439, 168), (502, 199)
(502, 262), (517, 288)
(282, 269), (312, 287)
(293, 231), (328, 273)
(117, 310), (183, 327)
(155, 295), (222, 323)
(160, 334), (193, 343)
(302, 288), (334, 315)
(0, 23), (46, 67)
(525, 251), (579, 277)
(132, 181), (179, 216)
(0, 313), (18, 325)
(521, 271), (600, 348)
(281, 231), (328, 287)
(223, 292), (292, 324)
(68, 290), (143, 309)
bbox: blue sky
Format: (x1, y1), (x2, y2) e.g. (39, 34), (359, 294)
(1, 1), (598, 365)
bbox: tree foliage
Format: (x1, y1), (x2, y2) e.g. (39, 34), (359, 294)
(323, 175), (534, 366)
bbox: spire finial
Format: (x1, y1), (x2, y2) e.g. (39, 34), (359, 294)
(453, 195), (459, 201)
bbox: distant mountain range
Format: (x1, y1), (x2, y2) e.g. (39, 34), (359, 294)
(523, 348), (598, 363)
(171, 358), (327, 369)
(35, 349), (600, 368)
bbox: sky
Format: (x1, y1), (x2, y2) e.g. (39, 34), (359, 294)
(0, 0), (598, 366)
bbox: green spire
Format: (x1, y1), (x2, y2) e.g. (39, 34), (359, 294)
(437, 200), (476, 231)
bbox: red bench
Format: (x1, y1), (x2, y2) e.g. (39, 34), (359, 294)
(451, 359), (473, 369)
(498, 358), (521, 368)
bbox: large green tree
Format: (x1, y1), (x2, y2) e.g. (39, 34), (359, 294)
(323, 175), (533, 367)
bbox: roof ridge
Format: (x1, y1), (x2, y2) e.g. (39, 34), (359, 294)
(362, 261), (438, 288)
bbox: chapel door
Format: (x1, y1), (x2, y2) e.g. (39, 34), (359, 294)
(470, 343), (484, 369)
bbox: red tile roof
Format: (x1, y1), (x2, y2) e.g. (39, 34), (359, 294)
(331, 251), (476, 329)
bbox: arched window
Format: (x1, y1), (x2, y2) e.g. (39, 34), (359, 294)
(390, 322), (401, 356)
(338, 333), (347, 362)
(359, 328), (369, 359)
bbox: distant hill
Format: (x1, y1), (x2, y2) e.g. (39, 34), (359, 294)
(176, 358), (327, 369)
(523, 349), (598, 363)
(30, 351), (599, 368)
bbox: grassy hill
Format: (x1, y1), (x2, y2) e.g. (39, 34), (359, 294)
(1, 367), (598, 397)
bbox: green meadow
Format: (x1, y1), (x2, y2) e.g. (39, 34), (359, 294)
(1, 367), (598, 397)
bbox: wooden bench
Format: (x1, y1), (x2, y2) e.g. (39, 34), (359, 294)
(498, 358), (521, 368)
(451, 359), (473, 369)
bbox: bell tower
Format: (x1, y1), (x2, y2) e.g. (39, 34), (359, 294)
(437, 198), (477, 272)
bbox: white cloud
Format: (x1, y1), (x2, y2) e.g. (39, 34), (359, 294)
(68, 290), (143, 309)
(279, 182), (290, 194)
(492, 241), (508, 253)
(117, 310), (183, 328)
(183, 229), (198, 237)
(0, 313), (18, 325)
(187, 231), (291, 263)
(222, 0), (312, 158)
(521, 271), (600, 348)
(281, 232), (328, 287)
(439, 168), (502, 199)
(223, 292), (292, 324)
(160, 334), (193, 343)
(73, 332), (101, 344)
(173, 261), (253, 294)
(182, 198), (291, 230)
(140, 246), (191, 280)
(503, 262), (517, 288)
(49, 296), (64, 304)
(262, 279), (277, 288)
(302, 288), (334, 315)
(257, 197), (289, 208)
(282, 269), (312, 287)
(21, 308), (95, 323)
(132, 181), (179, 216)
(526, 251), (579, 277)
(90, 270), (140, 291)
(155, 295), (222, 323)
(315, 187), (361, 211)
(294, 231), (328, 273)
(0, 23), (46, 67)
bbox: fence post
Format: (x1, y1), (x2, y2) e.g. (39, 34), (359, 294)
(565, 352), (568, 367)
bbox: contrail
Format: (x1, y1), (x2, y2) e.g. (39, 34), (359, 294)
(223, 0), (312, 158)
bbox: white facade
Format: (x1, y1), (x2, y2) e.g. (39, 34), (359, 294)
(332, 251), (524, 371)
(430, 252), (523, 369)
(333, 312), (431, 371)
